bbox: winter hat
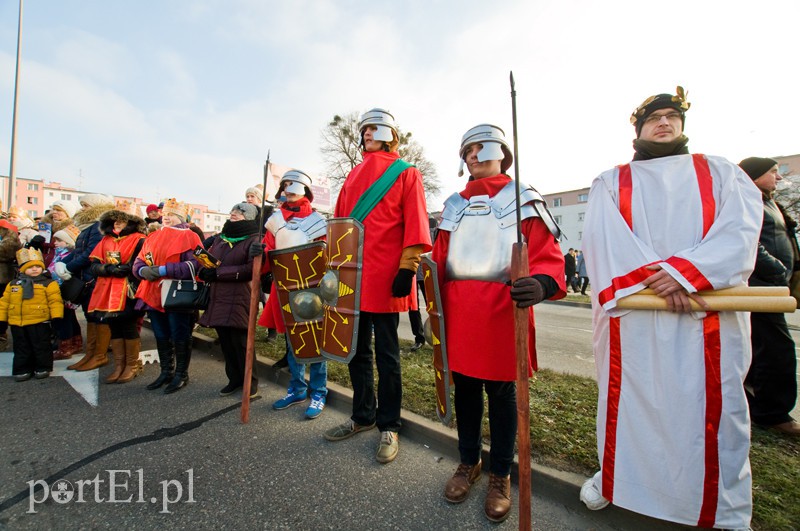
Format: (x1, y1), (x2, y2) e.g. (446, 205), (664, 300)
(245, 185), (263, 204)
(161, 198), (189, 222)
(53, 224), (81, 248)
(738, 157), (778, 181)
(50, 200), (79, 218)
(146, 203), (160, 214)
(0, 219), (18, 233)
(232, 202), (258, 221)
(16, 248), (45, 274)
(79, 193), (114, 209)
(630, 86), (691, 137)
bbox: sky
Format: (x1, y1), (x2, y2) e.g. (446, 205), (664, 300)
(0, 0), (798, 213)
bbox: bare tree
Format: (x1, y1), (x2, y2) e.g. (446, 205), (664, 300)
(320, 112), (441, 201)
(773, 170), (800, 220)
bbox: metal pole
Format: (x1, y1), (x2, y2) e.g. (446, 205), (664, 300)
(7, 0), (23, 212)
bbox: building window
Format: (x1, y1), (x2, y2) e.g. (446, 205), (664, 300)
(61, 193), (71, 200)
(553, 198), (562, 207)
(27, 183), (38, 191)
(578, 231), (582, 240)
(578, 193), (588, 203)
(26, 196), (38, 205)
(554, 215), (562, 224)
(578, 212), (585, 221)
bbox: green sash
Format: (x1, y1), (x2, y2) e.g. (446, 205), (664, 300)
(348, 159), (413, 222)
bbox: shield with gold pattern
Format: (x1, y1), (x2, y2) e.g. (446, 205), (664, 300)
(268, 241), (327, 364)
(319, 217), (364, 363)
(420, 253), (452, 425)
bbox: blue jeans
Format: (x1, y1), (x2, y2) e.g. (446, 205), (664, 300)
(147, 310), (194, 343)
(286, 334), (327, 397)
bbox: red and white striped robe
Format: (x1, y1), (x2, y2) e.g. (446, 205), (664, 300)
(583, 153), (761, 529)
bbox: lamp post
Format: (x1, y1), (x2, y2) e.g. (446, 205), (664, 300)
(7, 0), (23, 212)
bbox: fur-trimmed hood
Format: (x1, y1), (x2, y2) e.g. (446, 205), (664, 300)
(98, 210), (146, 237)
(72, 202), (115, 230)
(40, 211), (74, 235)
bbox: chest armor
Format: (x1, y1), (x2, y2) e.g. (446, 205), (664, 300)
(439, 181), (560, 283)
(266, 211), (327, 250)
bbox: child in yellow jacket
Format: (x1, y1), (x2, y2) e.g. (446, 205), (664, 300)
(0, 248), (64, 381)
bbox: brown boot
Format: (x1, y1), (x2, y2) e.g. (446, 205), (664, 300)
(64, 334), (84, 356)
(68, 323), (96, 370)
(484, 473), (512, 522)
(53, 340), (73, 360)
(444, 461), (482, 503)
(116, 338), (142, 383)
(105, 339), (126, 383)
(77, 323), (111, 372)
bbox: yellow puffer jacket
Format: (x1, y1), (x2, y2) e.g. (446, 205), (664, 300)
(0, 277), (64, 326)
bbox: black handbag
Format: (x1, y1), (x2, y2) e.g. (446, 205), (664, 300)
(60, 277), (94, 304)
(160, 262), (210, 311)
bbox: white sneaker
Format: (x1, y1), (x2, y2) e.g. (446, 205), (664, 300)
(579, 478), (610, 510)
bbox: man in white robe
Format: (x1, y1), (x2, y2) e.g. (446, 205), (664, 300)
(580, 87), (762, 529)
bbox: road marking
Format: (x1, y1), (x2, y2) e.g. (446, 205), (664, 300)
(1, 352), (99, 406)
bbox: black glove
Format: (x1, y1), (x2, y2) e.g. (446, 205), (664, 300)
(27, 235), (46, 251)
(249, 242), (266, 258)
(198, 268), (217, 283)
(391, 268), (415, 298)
(110, 264), (132, 277)
(90, 262), (111, 277)
(510, 277), (544, 308)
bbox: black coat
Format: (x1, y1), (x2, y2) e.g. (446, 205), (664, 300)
(564, 252), (576, 277)
(750, 197), (796, 287)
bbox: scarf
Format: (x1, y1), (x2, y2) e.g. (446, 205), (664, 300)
(632, 134), (690, 161)
(219, 219), (259, 245)
(280, 197), (313, 220)
(462, 174), (511, 198)
(19, 274), (47, 300)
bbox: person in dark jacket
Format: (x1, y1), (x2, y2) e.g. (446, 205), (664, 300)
(54, 194), (115, 372)
(564, 248), (578, 292)
(0, 220), (22, 344)
(197, 202), (261, 397)
(739, 157), (799, 436)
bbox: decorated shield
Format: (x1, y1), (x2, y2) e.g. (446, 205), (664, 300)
(268, 241), (327, 364)
(319, 217), (364, 363)
(420, 253), (453, 425)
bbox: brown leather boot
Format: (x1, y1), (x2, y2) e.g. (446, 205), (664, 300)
(484, 473), (512, 522)
(53, 340), (73, 360)
(116, 338), (142, 383)
(444, 461), (482, 503)
(68, 322), (96, 370)
(64, 334), (84, 356)
(105, 339), (126, 383)
(77, 323), (111, 371)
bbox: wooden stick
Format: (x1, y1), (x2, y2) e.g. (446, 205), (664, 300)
(617, 294), (796, 313)
(636, 286), (788, 298)
(511, 242), (531, 531)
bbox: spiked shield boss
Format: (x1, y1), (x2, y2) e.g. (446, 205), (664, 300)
(319, 218), (364, 363)
(420, 253), (453, 425)
(268, 241), (327, 363)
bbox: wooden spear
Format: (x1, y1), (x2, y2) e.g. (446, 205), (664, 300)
(241, 151), (270, 423)
(510, 71), (532, 531)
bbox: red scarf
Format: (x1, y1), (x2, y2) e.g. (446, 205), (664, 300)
(281, 197), (313, 220)
(460, 174), (511, 199)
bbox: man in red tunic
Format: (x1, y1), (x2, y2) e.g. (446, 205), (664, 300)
(432, 124), (565, 522)
(323, 108), (432, 464)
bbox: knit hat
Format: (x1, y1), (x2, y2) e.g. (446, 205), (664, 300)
(50, 200), (79, 218)
(53, 224), (81, 248)
(161, 198), (189, 222)
(146, 203), (160, 214)
(739, 157), (778, 181)
(245, 185), (263, 204)
(16, 248), (45, 274)
(630, 86), (691, 137)
(232, 202), (258, 221)
(7, 205), (31, 220)
(79, 193), (114, 208)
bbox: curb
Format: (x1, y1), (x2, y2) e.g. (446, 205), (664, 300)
(188, 328), (680, 530)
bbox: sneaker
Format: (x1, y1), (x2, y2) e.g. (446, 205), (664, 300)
(410, 341), (424, 352)
(219, 383), (241, 397)
(272, 390), (307, 410)
(376, 431), (399, 464)
(34, 370), (50, 380)
(305, 394), (326, 419)
(580, 478), (610, 510)
(14, 372), (32, 382)
(249, 386), (259, 399)
(324, 419), (376, 441)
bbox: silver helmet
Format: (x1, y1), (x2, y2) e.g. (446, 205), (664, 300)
(277, 169), (314, 201)
(358, 108), (398, 143)
(458, 124), (513, 176)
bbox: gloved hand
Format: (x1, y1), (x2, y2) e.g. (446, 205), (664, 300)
(109, 264), (132, 277)
(249, 242), (266, 258)
(138, 265), (161, 281)
(198, 268), (217, 283)
(90, 262), (112, 277)
(54, 262), (72, 280)
(27, 235), (46, 251)
(391, 268), (415, 298)
(510, 277), (544, 308)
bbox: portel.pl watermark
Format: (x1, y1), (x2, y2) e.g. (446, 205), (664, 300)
(27, 469), (195, 514)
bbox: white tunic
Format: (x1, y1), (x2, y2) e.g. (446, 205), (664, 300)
(583, 154), (762, 529)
